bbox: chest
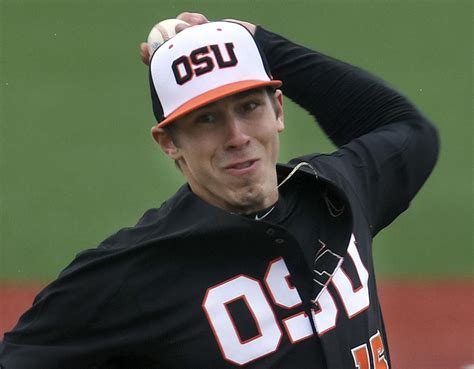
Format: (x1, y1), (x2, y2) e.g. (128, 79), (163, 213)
(124, 220), (384, 368)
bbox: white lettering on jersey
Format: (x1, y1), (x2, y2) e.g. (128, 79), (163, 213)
(332, 234), (370, 318)
(202, 234), (372, 364)
(202, 275), (282, 365)
(311, 234), (370, 334)
(311, 287), (339, 334)
(265, 258), (314, 343)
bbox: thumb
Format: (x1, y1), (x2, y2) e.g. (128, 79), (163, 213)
(140, 42), (150, 66)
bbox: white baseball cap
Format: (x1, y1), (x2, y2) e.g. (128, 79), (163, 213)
(149, 21), (282, 127)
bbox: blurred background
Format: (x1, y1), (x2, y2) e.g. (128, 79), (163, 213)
(0, 0), (472, 367)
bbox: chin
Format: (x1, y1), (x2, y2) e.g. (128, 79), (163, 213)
(228, 184), (270, 213)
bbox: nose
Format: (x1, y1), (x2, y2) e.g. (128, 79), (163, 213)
(224, 116), (251, 150)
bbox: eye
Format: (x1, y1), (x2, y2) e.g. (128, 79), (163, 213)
(244, 102), (258, 111)
(240, 100), (261, 114)
(195, 112), (217, 124)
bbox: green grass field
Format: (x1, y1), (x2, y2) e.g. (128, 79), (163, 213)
(0, 0), (472, 281)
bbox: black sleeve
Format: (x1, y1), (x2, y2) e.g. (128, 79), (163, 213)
(255, 26), (432, 146)
(0, 248), (140, 369)
(255, 26), (439, 234)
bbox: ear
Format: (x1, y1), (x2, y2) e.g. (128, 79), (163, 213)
(274, 89), (285, 132)
(151, 125), (182, 160)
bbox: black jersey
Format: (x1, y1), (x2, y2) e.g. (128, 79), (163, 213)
(0, 26), (439, 369)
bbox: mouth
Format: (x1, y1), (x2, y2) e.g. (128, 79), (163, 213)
(224, 159), (259, 175)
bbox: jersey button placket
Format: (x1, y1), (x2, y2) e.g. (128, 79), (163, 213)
(266, 228), (276, 236)
(264, 227), (285, 245)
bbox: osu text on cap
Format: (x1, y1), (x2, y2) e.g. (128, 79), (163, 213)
(172, 43), (238, 85)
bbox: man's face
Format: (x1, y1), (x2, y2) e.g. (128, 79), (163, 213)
(153, 88), (284, 214)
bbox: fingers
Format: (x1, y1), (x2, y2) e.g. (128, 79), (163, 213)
(140, 42), (150, 66)
(140, 13), (211, 66)
(177, 13), (255, 34)
(224, 19), (256, 34)
(176, 12), (209, 26)
(175, 22), (190, 33)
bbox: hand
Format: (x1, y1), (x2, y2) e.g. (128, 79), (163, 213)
(176, 12), (256, 35)
(139, 12), (256, 66)
(140, 12), (209, 65)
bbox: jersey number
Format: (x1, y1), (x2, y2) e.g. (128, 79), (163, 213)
(351, 331), (389, 369)
(202, 235), (371, 366)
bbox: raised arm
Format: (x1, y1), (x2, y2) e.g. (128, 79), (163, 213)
(254, 26), (433, 146)
(254, 26), (439, 234)
(139, 13), (439, 234)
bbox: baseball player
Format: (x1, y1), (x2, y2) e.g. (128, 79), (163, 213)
(0, 12), (438, 369)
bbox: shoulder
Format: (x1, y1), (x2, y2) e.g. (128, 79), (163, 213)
(278, 151), (353, 188)
(278, 151), (369, 215)
(46, 186), (194, 293)
(97, 184), (194, 251)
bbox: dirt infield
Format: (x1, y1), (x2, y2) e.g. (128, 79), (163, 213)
(1, 280), (472, 368)
(378, 280), (473, 369)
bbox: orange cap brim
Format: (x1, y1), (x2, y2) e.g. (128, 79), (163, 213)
(157, 79), (282, 128)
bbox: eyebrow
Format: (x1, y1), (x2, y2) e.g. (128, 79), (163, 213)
(194, 88), (265, 113)
(231, 89), (265, 100)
